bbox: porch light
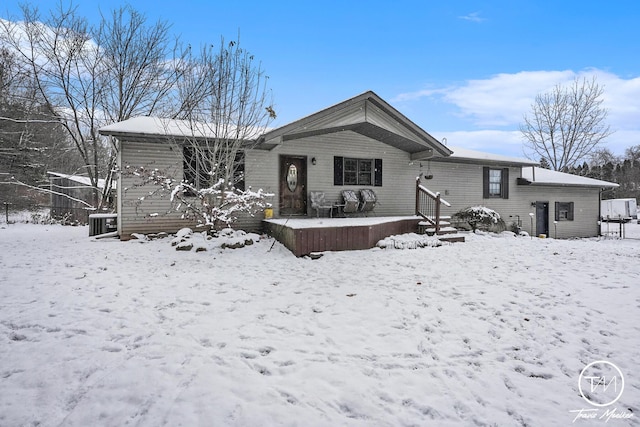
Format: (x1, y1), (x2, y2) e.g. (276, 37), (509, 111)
(311, 157), (317, 165)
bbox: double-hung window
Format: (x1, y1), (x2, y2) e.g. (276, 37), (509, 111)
(183, 145), (209, 191)
(334, 157), (382, 186)
(483, 167), (509, 199)
(555, 202), (574, 221)
(183, 145), (245, 193)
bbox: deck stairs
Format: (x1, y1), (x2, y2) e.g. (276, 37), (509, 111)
(415, 178), (465, 243)
(419, 216), (465, 243)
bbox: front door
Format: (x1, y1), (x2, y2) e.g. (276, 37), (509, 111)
(536, 201), (549, 236)
(279, 156), (307, 216)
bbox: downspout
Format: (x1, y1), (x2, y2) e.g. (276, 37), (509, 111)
(598, 188), (603, 237)
(116, 140), (123, 238)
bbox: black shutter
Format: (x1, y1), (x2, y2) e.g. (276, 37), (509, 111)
(482, 167), (490, 199)
(374, 158), (383, 187)
(502, 168), (509, 199)
(334, 156), (343, 186)
(554, 202), (560, 221)
(568, 202), (574, 220)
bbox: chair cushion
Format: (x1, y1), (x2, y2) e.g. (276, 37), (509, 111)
(360, 189), (376, 202)
(342, 190), (359, 202)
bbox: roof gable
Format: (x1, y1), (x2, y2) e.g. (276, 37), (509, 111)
(256, 91), (452, 159)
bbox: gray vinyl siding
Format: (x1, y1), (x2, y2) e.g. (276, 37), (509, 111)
(243, 130), (424, 231)
(244, 134), (602, 237)
(420, 161), (526, 223)
(421, 161), (601, 238)
(516, 186), (601, 238)
(236, 149), (278, 232)
(118, 131), (603, 239)
(118, 139), (198, 236)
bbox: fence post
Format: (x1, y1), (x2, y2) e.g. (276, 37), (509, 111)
(4, 202), (9, 224)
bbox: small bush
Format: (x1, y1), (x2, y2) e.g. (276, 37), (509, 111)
(453, 206), (505, 233)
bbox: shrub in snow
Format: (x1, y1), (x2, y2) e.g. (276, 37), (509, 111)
(174, 183), (273, 231)
(124, 166), (273, 232)
(176, 228), (193, 238)
(453, 206), (505, 233)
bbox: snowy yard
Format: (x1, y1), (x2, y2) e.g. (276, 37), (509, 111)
(1, 222), (639, 426)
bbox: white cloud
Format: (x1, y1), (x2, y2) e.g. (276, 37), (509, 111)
(432, 128), (640, 159)
(595, 71), (640, 130)
(397, 69), (640, 129)
(442, 70), (575, 126)
(396, 69), (640, 156)
(393, 87), (449, 102)
(458, 12), (485, 23)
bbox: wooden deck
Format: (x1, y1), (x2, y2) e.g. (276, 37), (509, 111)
(264, 216), (421, 257)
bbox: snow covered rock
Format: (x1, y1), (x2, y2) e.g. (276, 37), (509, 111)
(377, 233), (442, 249)
(175, 241), (193, 251)
(176, 227), (193, 238)
(220, 231), (260, 249)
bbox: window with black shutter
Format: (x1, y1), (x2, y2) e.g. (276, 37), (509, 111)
(555, 202), (574, 221)
(483, 167), (509, 199)
(334, 157), (382, 186)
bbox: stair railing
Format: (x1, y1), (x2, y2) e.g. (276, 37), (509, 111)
(415, 177), (451, 234)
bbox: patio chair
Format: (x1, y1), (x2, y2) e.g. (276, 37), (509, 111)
(359, 189), (377, 214)
(309, 191), (335, 218)
(340, 190), (360, 215)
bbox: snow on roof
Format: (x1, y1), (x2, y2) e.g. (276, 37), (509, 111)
(99, 116), (266, 140)
(446, 146), (538, 166)
(521, 166), (619, 188)
(47, 172), (112, 190)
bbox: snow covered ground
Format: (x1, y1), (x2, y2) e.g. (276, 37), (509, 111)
(0, 222), (639, 426)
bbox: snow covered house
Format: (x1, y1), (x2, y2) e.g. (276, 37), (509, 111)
(99, 91), (618, 251)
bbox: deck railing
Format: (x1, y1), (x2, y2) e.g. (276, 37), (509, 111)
(415, 177), (451, 234)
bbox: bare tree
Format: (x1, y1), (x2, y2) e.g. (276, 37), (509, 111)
(2, 4), (276, 227)
(0, 46), (82, 208)
(91, 5), (187, 208)
(588, 147), (619, 166)
(521, 77), (613, 171)
(167, 38), (277, 228)
(0, 3), (186, 209)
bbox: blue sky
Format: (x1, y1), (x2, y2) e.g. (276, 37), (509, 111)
(3, 1), (640, 158)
